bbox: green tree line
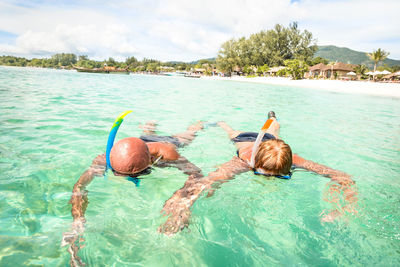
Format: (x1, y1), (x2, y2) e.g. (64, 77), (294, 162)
(0, 53), (78, 68)
(216, 22), (317, 74)
(0, 53), (211, 73)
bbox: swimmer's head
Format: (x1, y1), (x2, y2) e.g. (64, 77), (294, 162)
(254, 139), (292, 176)
(110, 137), (151, 175)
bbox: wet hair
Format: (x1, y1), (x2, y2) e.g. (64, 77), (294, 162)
(254, 139), (292, 175)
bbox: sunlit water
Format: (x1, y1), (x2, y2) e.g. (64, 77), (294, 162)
(0, 66), (399, 266)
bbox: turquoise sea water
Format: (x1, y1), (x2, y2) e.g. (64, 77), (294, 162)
(0, 66), (399, 266)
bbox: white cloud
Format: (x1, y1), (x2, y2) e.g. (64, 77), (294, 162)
(147, 20), (230, 56)
(137, 0), (302, 60)
(153, 0), (300, 38)
(296, 0), (400, 56)
(144, 0), (400, 59)
(0, 2), (138, 59)
(1, 24), (137, 60)
(0, 0), (399, 60)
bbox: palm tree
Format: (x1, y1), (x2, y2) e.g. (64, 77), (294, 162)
(354, 64), (368, 80)
(367, 48), (389, 80)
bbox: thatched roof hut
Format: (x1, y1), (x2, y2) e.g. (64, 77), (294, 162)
(383, 71), (400, 80)
(324, 62), (356, 72)
(160, 66), (175, 71)
(268, 66), (286, 73)
(309, 63), (327, 71)
(307, 62), (356, 79)
(104, 66), (116, 71)
(194, 68), (206, 72)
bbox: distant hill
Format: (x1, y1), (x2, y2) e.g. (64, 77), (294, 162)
(188, 58), (216, 65)
(315, 45), (400, 67)
(166, 58), (216, 65)
(181, 46), (400, 68)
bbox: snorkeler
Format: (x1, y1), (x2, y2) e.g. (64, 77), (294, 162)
(61, 120), (204, 266)
(158, 112), (357, 236)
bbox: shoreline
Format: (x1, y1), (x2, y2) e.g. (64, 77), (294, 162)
(202, 76), (400, 98)
(2, 66), (399, 98)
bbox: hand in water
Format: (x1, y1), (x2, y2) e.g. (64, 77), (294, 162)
(158, 174), (204, 235)
(321, 175), (358, 223)
(61, 219), (85, 247)
(158, 208), (191, 236)
(61, 219), (86, 267)
(320, 209), (342, 222)
(187, 121), (204, 132)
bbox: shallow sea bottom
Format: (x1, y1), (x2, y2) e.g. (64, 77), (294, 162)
(0, 67), (399, 266)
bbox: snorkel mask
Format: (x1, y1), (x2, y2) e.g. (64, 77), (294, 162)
(253, 168), (293, 179)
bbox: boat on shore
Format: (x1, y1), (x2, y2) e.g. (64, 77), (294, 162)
(73, 66), (129, 74)
(159, 71), (188, 77)
(184, 73), (201, 78)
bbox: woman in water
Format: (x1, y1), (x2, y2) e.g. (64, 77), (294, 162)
(62, 121), (204, 266)
(158, 112), (357, 236)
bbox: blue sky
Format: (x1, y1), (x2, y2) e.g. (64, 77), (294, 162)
(0, 0), (399, 61)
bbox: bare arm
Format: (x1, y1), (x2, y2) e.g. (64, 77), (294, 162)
(61, 154), (106, 266)
(293, 154), (358, 222)
(69, 154), (106, 221)
(293, 154), (353, 182)
(146, 141), (204, 179)
(139, 120), (157, 135)
(218, 119), (280, 139)
(155, 156), (204, 179)
(173, 121), (203, 146)
(158, 156), (250, 235)
(217, 121), (242, 139)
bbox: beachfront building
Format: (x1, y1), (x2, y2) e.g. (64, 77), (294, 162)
(307, 62), (356, 79)
(104, 66), (116, 71)
(190, 63), (217, 76)
(266, 66), (286, 76)
(382, 71), (400, 82)
(306, 63), (327, 78)
(196, 68), (206, 74)
(160, 66), (175, 72)
(231, 66), (243, 76)
(326, 62), (357, 79)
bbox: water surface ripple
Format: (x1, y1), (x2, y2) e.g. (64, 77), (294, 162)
(0, 67), (399, 266)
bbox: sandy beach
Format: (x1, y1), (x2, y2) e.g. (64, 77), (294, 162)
(202, 76), (400, 98)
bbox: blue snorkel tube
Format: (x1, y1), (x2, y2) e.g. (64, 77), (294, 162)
(106, 110), (132, 170)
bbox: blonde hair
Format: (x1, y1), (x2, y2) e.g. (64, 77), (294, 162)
(254, 139), (292, 175)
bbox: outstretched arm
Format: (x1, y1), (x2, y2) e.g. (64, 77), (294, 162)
(217, 121), (242, 139)
(158, 156), (250, 235)
(293, 154), (357, 222)
(139, 120), (157, 135)
(69, 154), (106, 221)
(293, 154), (353, 182)
(173, 121), (203, 146)
(155, 156), (204, 179)
(61, 154), (106, 266)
